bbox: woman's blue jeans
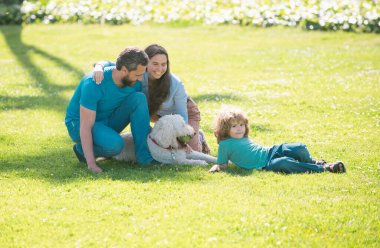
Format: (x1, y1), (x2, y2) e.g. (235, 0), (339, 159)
(264, 143), (324, 174)
(66, 92), (153, 165)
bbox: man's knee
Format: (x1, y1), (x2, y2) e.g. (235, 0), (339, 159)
(121, 92), (148, 112)
(294, 143), (309, 156)
(268, 158), (289, 172)
(129, 92), (147, 104)
(285, 143), (308, 155)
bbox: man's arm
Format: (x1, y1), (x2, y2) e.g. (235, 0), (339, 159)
(80, 106), (102, 173)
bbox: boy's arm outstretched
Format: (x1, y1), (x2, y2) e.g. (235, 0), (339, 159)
(209, 163), (227, 173)
(210, 142), (228, 173)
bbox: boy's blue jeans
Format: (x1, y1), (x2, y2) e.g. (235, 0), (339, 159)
(263, 143), (324, 174)
(66, 92), (153, 165)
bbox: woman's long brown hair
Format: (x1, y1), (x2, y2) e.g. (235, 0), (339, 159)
(144, 44), (171, 116)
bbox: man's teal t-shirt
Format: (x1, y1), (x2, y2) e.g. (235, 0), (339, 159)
(217, 137), (270, 169)
(65, 66), (142, 123)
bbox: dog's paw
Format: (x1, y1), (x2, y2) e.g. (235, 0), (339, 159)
(182, 159), (208, 166)
(197, 160), (208, 166)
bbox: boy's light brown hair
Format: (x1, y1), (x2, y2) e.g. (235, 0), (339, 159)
(214, 108), (250, 144)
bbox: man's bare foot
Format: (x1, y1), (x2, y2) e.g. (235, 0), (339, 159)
(96, 157), (110, 162)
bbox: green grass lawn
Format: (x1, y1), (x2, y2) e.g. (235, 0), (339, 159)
(0, 24), (379, 247)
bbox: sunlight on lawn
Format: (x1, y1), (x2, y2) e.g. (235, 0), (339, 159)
(0, 24), (379, 247)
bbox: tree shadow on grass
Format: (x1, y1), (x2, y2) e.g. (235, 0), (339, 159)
(0, 26), (219, 184)
(0, 147), (213, 184)
(0, 26), (270, 182)
(0, 95), (67, 111)
(0, 25), (83, 112)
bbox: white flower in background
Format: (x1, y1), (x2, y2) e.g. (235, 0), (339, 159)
(21, 1), (37, 13)
(13, 0), (379, 32)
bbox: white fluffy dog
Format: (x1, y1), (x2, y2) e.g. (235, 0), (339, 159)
(113, 115), (217, 166)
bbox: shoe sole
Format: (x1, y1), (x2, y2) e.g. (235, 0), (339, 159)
(333, 161), (346, 173)
(73, 145), (86, 163)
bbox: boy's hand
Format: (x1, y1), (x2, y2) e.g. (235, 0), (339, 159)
(93, 64), (104, 85)
(208, 164), (221, 173)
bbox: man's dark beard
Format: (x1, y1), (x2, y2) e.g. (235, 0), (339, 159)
(121, 75), (135, 87)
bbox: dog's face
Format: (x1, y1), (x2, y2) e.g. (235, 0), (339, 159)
(150, 115), (195, 149)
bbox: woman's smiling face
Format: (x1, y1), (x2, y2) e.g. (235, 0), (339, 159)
(147, 54), (168, 80)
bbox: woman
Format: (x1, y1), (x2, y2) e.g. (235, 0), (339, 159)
(93, 44), (210, 153)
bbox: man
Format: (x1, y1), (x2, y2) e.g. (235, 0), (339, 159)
(65, 47), (154, 173)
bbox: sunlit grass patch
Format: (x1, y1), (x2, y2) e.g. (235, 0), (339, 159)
(0, 24), (379, 247)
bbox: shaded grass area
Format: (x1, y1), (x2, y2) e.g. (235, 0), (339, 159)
(0, 24), (379, 247)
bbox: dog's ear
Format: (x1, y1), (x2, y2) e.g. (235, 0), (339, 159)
(151, 118), (174, 148)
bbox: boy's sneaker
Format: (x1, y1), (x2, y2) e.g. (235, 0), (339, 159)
(324, 161), (346, 173)
(315, 159), (326, 165)
(73, 144), (86, 163)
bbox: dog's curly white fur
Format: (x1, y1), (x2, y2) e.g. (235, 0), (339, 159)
(113, 115), (217, 166)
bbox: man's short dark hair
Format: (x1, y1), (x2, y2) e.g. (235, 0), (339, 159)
(116, 47), (149, 71)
